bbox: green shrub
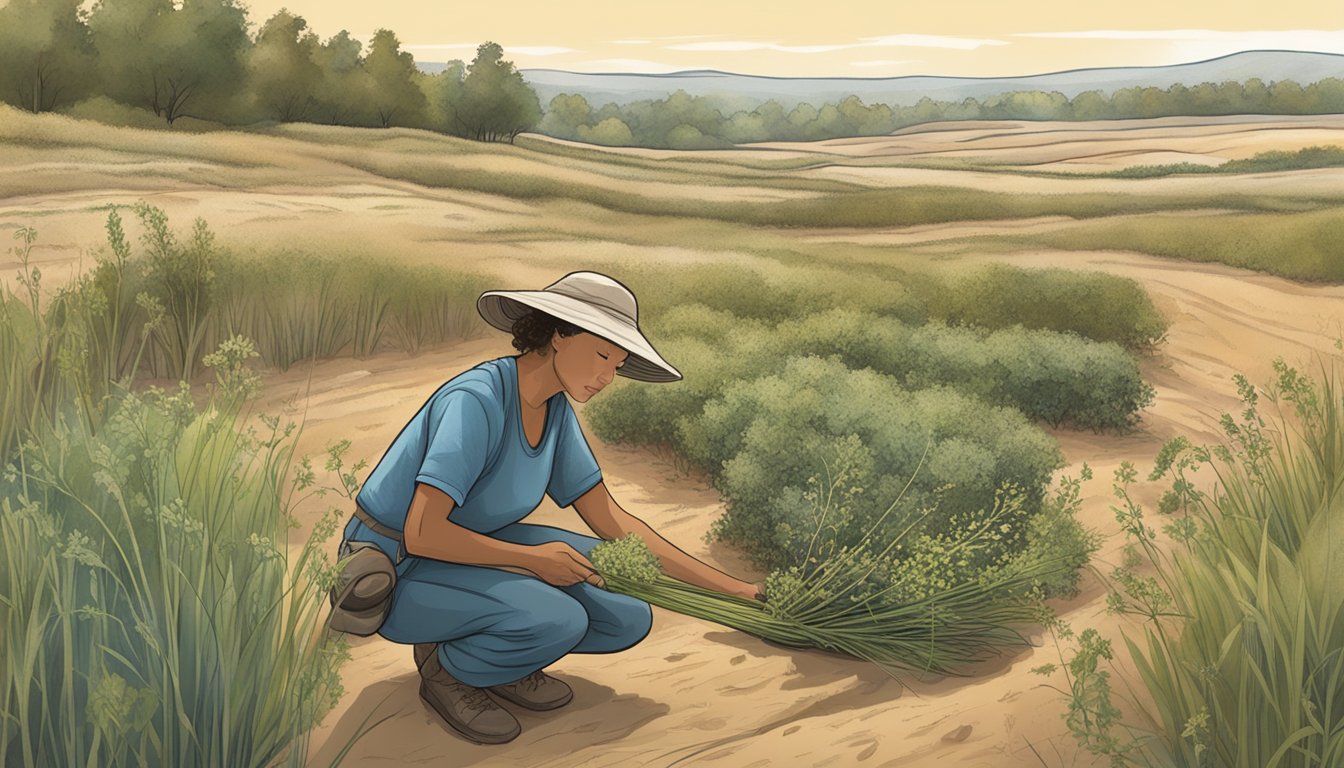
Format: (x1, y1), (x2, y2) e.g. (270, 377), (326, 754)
(592, 306), (1155, 444)
(930, 263), (1168, 349)
(976, 325), (1156, 431)
(59, 96), (164, 130)
(678, 356), (1064, 570)
(612, 262), (926, 326)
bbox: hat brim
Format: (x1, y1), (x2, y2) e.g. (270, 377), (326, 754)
(478, 291), (682, 383)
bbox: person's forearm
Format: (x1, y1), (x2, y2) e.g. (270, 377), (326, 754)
(405, 517), (538, 573)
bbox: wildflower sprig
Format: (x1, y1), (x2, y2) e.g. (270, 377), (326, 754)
(590, 533), (663, 584)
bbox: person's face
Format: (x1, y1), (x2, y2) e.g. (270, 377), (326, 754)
(551, 330), (629, 402)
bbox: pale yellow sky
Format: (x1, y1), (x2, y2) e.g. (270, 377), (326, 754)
(237, 0), (1344, 77)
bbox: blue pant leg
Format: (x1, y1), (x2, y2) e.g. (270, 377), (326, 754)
(489, 523), (654, 654)
(379, 557), (590, 688)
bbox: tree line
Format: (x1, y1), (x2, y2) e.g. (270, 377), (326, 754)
(0, 0), (540, 141)
(3, 0), (1341, 149)
(538, 77), (1344, 149)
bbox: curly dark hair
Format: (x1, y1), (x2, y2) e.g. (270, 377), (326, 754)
(510, 308), (585, 356)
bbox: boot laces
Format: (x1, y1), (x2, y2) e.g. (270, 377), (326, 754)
(521, 670), (547, 691)
(453, 683), (495, 712)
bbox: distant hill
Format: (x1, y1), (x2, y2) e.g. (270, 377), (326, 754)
(420, 50), (1344, 109)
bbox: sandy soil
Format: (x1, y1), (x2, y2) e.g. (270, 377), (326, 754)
(5, 108), (1344, 767)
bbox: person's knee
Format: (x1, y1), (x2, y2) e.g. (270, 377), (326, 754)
(527, 590), (590, 647)
(619, 596), (653, 638)
(598, 593), (652, 649)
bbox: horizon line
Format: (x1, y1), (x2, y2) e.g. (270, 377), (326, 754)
(417, 48), (1344, 83)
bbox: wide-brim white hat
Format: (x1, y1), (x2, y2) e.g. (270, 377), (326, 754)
(477, 271), (682, 383)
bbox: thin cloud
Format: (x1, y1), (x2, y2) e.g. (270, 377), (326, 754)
(402, 42), (479, 50)
(1015, 29), (1344, 59)
(511, 46), (579, 56)
(858, 34), (1007, 50)
(1016, 28), (1343, 41)
(669, 41), (848, 53)
(403, 43), (578, 56)
(610, 34), (718, 45)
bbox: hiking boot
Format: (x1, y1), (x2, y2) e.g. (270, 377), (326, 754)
(413, 642), (438, 672)
(415, 643), (520, 744)
(488, 669), (573, 711)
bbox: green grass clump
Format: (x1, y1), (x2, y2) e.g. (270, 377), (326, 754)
(0, 218), (377, 767)
(1107, 145), (1344, 178)
(0, 358), (351, 767)
(1106, 162), (1215, 179)
(214, 252), (489, 368)
(1014, 208), (1344, 283)
(1035, 354), (1344, 766)
(19, 205), (491, 388)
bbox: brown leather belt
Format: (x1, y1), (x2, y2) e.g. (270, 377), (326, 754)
(350, 503), (407, 563)
(353, 503), (402, 541)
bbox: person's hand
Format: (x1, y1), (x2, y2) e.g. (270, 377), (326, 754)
(527, 542), (606, 588)
(723, 578), (767, 602)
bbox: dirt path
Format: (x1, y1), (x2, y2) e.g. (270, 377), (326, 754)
(247, 249), (1344, 768)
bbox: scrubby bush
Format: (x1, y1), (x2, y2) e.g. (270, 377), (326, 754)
(622, 263), (927, 327)
(592, 305), (1155, 444)
(930, 263), (1168, 349)
(680, 357), (1065, 570)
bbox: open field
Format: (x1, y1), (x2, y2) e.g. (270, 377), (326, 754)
(3, 106), (1343, 766)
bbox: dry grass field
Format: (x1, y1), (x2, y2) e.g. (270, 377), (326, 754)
(3, 105), (1343, 766)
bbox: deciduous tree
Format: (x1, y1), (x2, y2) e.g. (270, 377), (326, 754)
(88, 0), (250, 125)
(0, 0), (96, 113)
(364, 29), (427, 128)
(453, 42), (541, 142)
(311, 30), (375, 126)
(249, 10), (322, 122)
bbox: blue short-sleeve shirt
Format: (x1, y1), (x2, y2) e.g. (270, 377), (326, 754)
(352, 355), (603, 543)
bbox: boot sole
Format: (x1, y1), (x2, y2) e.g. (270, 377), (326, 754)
(420, 680), (521, 744)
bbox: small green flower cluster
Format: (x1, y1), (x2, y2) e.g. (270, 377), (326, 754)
(590, 534), (663, 584)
